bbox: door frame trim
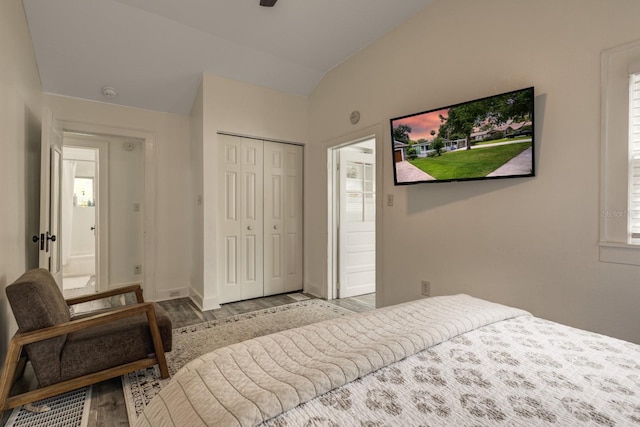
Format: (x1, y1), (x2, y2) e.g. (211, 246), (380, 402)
(57, 120), (156, 300)
(39, 108), (64, 285)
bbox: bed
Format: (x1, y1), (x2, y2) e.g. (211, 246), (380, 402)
(135, 294), (640, 426)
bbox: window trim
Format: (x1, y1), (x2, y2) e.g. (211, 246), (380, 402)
(628, 71), (640, 243)
(600, 39), (640, 266)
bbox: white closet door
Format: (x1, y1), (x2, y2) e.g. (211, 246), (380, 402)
(284, 144), (303, 292)
(218, 135), (264, 303)
(241, 138), (264, 300)
(264, 142), (303, 296)
(264, 141), (285, 295)
(218, 135), (241, 304)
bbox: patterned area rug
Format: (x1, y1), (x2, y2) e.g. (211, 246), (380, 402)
(122, 299), (353, 424)
(5, 386), (91, 427)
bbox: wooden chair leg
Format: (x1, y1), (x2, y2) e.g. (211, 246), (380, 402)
(0, 339), (23, 412)
(146, 306), (169, 379)
(134, 287), (144, 303)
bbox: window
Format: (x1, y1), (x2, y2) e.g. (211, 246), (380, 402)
(74, 177), (94, 207)
(600, 40), (640, 265)
(345, 160), (375, 223)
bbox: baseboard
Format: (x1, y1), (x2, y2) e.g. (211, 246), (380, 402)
(155, 286), (190, 301)
(303, 282), (322, 299)
(189, 287), (220, 311)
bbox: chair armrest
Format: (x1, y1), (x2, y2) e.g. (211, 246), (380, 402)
(65, 284), (144, 306)
(12, 302), (158, 347)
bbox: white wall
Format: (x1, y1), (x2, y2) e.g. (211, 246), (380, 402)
(307, 0), (640, 343)
(44, 95), (192, 300)
(0, 0), (42, 360)
(192, 73), (308, 309)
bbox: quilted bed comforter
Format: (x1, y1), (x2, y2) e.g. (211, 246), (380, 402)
(136, 295), (640, 426)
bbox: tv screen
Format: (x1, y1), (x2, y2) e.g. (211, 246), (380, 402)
(390, 87), (535, 185)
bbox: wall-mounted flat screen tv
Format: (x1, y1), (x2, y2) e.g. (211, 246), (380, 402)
(390, 87), (535, 185)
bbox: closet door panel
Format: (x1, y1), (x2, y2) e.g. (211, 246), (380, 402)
(284, 144), (303, 292)
(225, 237), (238, 285)
(264, 141), (285, 296)
(240, 138), (264, 300)
(218, 135), (242, 303)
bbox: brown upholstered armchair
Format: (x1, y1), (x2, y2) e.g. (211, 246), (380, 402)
(0, 268), (172, 412)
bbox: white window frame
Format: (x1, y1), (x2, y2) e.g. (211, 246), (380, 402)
(629, 72), (640, 243)
(600, 39), (640, 265)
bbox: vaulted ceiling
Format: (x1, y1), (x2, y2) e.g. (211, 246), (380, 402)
(23, 0), (434, 115)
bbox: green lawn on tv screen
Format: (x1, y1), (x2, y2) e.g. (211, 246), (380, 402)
(408, 142), (531, 180)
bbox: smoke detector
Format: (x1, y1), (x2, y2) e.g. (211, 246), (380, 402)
(102, 86), (118, 98)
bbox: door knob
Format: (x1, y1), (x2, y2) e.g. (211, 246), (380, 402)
(247, 225), (253, 230)
(33, 233), (44, 250)
(33, 234), (45, 250)
(91, 226), (96, 231)
(274, 225), (279, 230)
(34, 232), (56, 251)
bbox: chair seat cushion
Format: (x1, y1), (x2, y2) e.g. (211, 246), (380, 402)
(60, 303), (172, 381)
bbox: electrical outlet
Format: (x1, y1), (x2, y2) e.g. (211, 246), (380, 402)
(421, 280), (431, 296)
(169, 290), (180, 297)
(134, 265), (142, 275)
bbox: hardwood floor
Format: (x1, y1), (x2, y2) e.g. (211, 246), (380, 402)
(0, 292), (375, 426)
(160, 292), (376, 329)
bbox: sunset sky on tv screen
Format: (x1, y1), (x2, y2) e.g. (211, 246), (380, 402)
(392, 108), (449, 140)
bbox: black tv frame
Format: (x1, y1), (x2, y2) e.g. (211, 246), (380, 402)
(390, 87), (535, 185)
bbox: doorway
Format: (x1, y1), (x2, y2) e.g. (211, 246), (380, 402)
(62, 145), (99, 297)
(58, 131), (145, 298)
(37, 112), (155, 298)
(329, 138), (376, 299)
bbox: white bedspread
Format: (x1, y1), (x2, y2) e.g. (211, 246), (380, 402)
(136, 295), (527, 426)
(264, 313), (640, 426)
(135, 295), (640, 426)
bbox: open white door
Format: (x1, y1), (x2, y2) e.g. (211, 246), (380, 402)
(36, 108), (63, 286)
(338, 150), (375, 298)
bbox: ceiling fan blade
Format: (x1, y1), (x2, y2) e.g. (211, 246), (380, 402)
(260, 0), (278, 6)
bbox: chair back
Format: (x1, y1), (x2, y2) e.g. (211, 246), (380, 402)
(6, 268), (70, 386)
